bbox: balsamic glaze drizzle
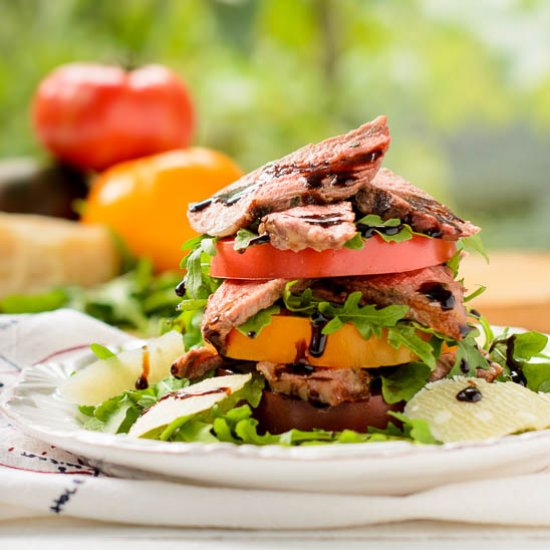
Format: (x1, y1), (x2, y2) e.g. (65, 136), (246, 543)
(309, 312), (329, 358)
(419, 282), (456, 311)
(456, 386), (482, 402)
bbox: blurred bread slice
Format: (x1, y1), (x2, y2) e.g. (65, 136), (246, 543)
(461, 252), (550, 333)
(0, 213), (120, 298)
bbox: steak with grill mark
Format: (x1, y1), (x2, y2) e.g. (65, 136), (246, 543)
(355, 168), (479, 240)
(257, 361), (371, 407)
(258, 202), (357, 252)
(202, 278), (291, 354)
(188, 116), (390, 237)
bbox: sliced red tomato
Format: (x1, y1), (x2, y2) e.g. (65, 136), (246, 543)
(210, 234), (456, 279)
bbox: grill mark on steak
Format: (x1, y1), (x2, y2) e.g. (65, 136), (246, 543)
(258, 202), (357, 252)
(308, 265), (469, 340)
(257, 361), (371, 407)
(202, 278), (292, 354)
(188, 116), (390, 237)
(354, 168), (479, 241)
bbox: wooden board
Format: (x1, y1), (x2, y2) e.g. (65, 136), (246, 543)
(461, 252), (550, 332)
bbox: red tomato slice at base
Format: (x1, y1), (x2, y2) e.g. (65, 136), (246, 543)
(210, 235), (457, 279)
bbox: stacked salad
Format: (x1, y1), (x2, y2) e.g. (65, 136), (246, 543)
(64, 116), (550, 445)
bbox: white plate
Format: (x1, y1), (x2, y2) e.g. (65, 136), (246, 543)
(3, 339), (550, 496)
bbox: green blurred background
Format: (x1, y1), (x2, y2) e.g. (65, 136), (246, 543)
(1, 0), (549, 249)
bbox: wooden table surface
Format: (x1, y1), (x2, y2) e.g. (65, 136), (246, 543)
(461, 251), (550, 332)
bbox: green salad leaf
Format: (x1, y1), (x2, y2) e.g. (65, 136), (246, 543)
(380, 363), (432, 404)
(458, 233), (489, 262)
(449, 334), (490, 377)
(0, 259), (183, 336)
(387, 325), (437, 369)
(233, 228), (260, 251)
(318, 292), (409, 339)
(343, 232), (365, 250)
(180, 235), (220, 300)
(89, 343), (116, 360)
(237, 305), (281, 337)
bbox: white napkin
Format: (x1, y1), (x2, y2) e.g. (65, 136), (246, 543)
(0, 309), (549, 529)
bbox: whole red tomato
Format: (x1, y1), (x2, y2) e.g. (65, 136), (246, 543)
(32, 63), (194, 171)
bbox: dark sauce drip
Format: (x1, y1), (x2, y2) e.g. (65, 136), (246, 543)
(188, 198), (213, 212)
(217, 184), (256, 206)
(294, 339), (308, 363)
(357, 223), (404, 239)
(456, 386), (482, 402)
(459, 358), (470, 374)
(135, 345), (150, 390)
(419, 282), (456, 311)
(288, 364), (316, 376)
(505, 335), (527, 385)
(424, 228), (443, 238)
(309, 312), (329, 358)
(248, 234), (270, 246)
(157, 387), (231, 404)
(236, 233), (271, 254)
(175, 279), (186, 297)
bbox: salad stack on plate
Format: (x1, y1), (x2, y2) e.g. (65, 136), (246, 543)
(67, 116), (550, 446)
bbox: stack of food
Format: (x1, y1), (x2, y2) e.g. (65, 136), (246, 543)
(173, 115), (498, 434)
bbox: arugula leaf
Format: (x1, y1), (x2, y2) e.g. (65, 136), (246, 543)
(464, 285), (486, 303)
(387, 326), (437, 369)
(475, 313), (495, 351)
(356, 214), (414, 243)
(458, 233), (489, 262)
(343, 232), (365, 250)
(318, 292), (408, 339)
(180, 236), (219, 300)
(236, 305), (281, 337)
(233, 228), (259, 251)
(522, 363), (550, 393)
(512, 332), (548, 360)
(445, 250), (461, 278)
(449, 337), (490, 377)
(177, 298), (208, 312)
(488, 332), (550, 386)
(0, 288), (69, 314)
(380, 363), (432, 404)
(282, 281), (317, 314)
(89, 343), (116, 360)
(389, 412), (439, 444)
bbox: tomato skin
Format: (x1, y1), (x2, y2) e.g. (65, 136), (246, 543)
(32, 63), (194, 171)
(210, 235), (456, 279)
(82, 148), (242, 272)
(254, 391), (403, 433)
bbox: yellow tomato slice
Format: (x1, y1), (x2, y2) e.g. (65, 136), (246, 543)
(225, 315), (419, 369)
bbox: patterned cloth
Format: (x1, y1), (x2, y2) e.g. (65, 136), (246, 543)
(2, 310), (550, 529)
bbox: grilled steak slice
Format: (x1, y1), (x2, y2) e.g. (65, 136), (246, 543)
(309, 265), (469, 340)
(202, 278), (289, 354)
(170, 347), (224, 380)
(355, 168), (479, 240)
(189, 116), (390, 237)
(257, 362), (371, 407)
(258, 202), (356, 252)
